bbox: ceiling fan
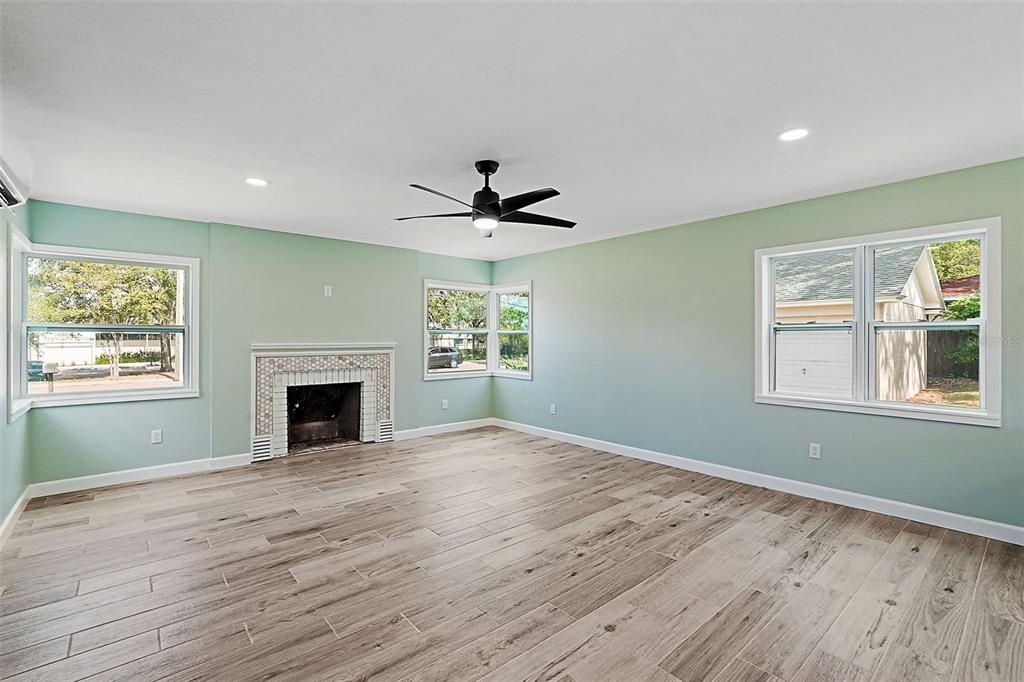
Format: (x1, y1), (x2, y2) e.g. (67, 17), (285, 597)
(396, 160), (575, 238)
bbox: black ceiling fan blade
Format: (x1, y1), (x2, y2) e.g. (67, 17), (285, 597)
(394, 212), (471, 221)
(499, 188), (560, 216)
(409, 184), (475, 209)
(501, 210), (576, 229)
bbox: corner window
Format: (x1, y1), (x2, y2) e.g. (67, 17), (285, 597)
(755, 218), (1000, 426)
(14, 242), (199, 406)
(423, 280), (532, 380)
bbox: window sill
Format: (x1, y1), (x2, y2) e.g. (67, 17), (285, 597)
(9, 398), (31, 422)
(423, 371), (490, 381)
(754, 393), (1000, 427)
(493, 371), (532, 381)
(15, 388), (200, 411)
(423, 370), (533, 381)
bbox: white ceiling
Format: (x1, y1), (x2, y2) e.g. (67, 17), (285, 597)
(2, 1), (1022, 260)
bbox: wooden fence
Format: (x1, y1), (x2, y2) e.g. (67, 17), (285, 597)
(927, 329), (978, 379)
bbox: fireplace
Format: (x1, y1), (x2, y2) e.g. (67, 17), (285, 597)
(287, 382), (361, 453)
(250, 343), (395, 462)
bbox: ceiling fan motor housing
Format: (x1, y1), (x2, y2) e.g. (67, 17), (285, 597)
(472, 187), (500, 221)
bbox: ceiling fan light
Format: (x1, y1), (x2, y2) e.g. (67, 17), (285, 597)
(473, 216), (498, 231)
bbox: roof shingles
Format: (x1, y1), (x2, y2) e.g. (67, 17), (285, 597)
(774, 245), (925, 303)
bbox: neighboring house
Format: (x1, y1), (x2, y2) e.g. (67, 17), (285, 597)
(940, 274), (980, 303)
(774, 245), (944, 400)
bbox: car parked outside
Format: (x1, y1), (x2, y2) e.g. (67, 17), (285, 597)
(427, 346), (464, 369)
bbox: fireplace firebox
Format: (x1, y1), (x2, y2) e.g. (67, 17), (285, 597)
(287, 382), (361, 453)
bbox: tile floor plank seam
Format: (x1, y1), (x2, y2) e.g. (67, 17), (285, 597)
(0, 426), (1019, 681)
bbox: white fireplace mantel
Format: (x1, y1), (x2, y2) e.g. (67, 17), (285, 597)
(251, 342), (396, 353)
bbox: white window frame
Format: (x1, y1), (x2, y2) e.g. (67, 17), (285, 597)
(493, 282), (533, 380)
(10, 239), (200, 410)
(423, 279), (532, 381)
(754, 217), (1001, 427)
(7, 224), (31, 420)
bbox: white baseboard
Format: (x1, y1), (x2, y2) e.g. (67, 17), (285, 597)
(26, 453), (252, 499)
(394, 418), (498, 441)
(0, 486), (31, 549)
(493, 418), (1023, 546)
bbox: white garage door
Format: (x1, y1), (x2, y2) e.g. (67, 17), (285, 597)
(774, 330), (853, 398)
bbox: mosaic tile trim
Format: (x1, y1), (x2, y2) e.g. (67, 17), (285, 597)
(255, 353), (392, 436)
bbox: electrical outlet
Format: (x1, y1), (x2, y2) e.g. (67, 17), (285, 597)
(151, 429), (164, 445)
(549, 403), (557, 415)
(442, 399), (448, 410)
(323, 285), (333, 297)
(809, 442), (821, 459)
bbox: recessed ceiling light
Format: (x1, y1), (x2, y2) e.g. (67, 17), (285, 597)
(245, 177), (269, 187)
(778, 128), (809, 142)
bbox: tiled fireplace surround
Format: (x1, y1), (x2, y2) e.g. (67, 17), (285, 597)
(250, 343), (395, 461)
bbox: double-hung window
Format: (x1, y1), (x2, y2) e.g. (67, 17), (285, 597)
(424, 280), (532, 379)
(13, 241), (199, 407)
(425, 282), (490, 376)
(755, 218), (1000, 426)
(496, 285), (531, 376)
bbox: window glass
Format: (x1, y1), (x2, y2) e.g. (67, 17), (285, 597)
(773, 249), (855, 324)
(497, 289), (530, 374)
(27, 330), (183, 395)
(873, 238), (980, 322)
(875, 328), (979, 408)
(773, 328), (853, 398)
(28, 257), (184, 325)
(498, 292), (529, 330)
(23, 254), (191, 398)
(427, 289), (487, 330)
(498, 333), (529, 372)
(427, 332), (487, 373)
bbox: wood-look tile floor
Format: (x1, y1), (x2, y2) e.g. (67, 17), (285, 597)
(1, 427), (1021, 681)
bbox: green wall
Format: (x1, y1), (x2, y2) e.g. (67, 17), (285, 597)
(1, 204), (30, 523)
(10, 158), (1022, 528)
(492, 158), (1024, 526)
(27, 204), (214, 483)
(207, 223), (491, 458)
(25, 201), (492, 482)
